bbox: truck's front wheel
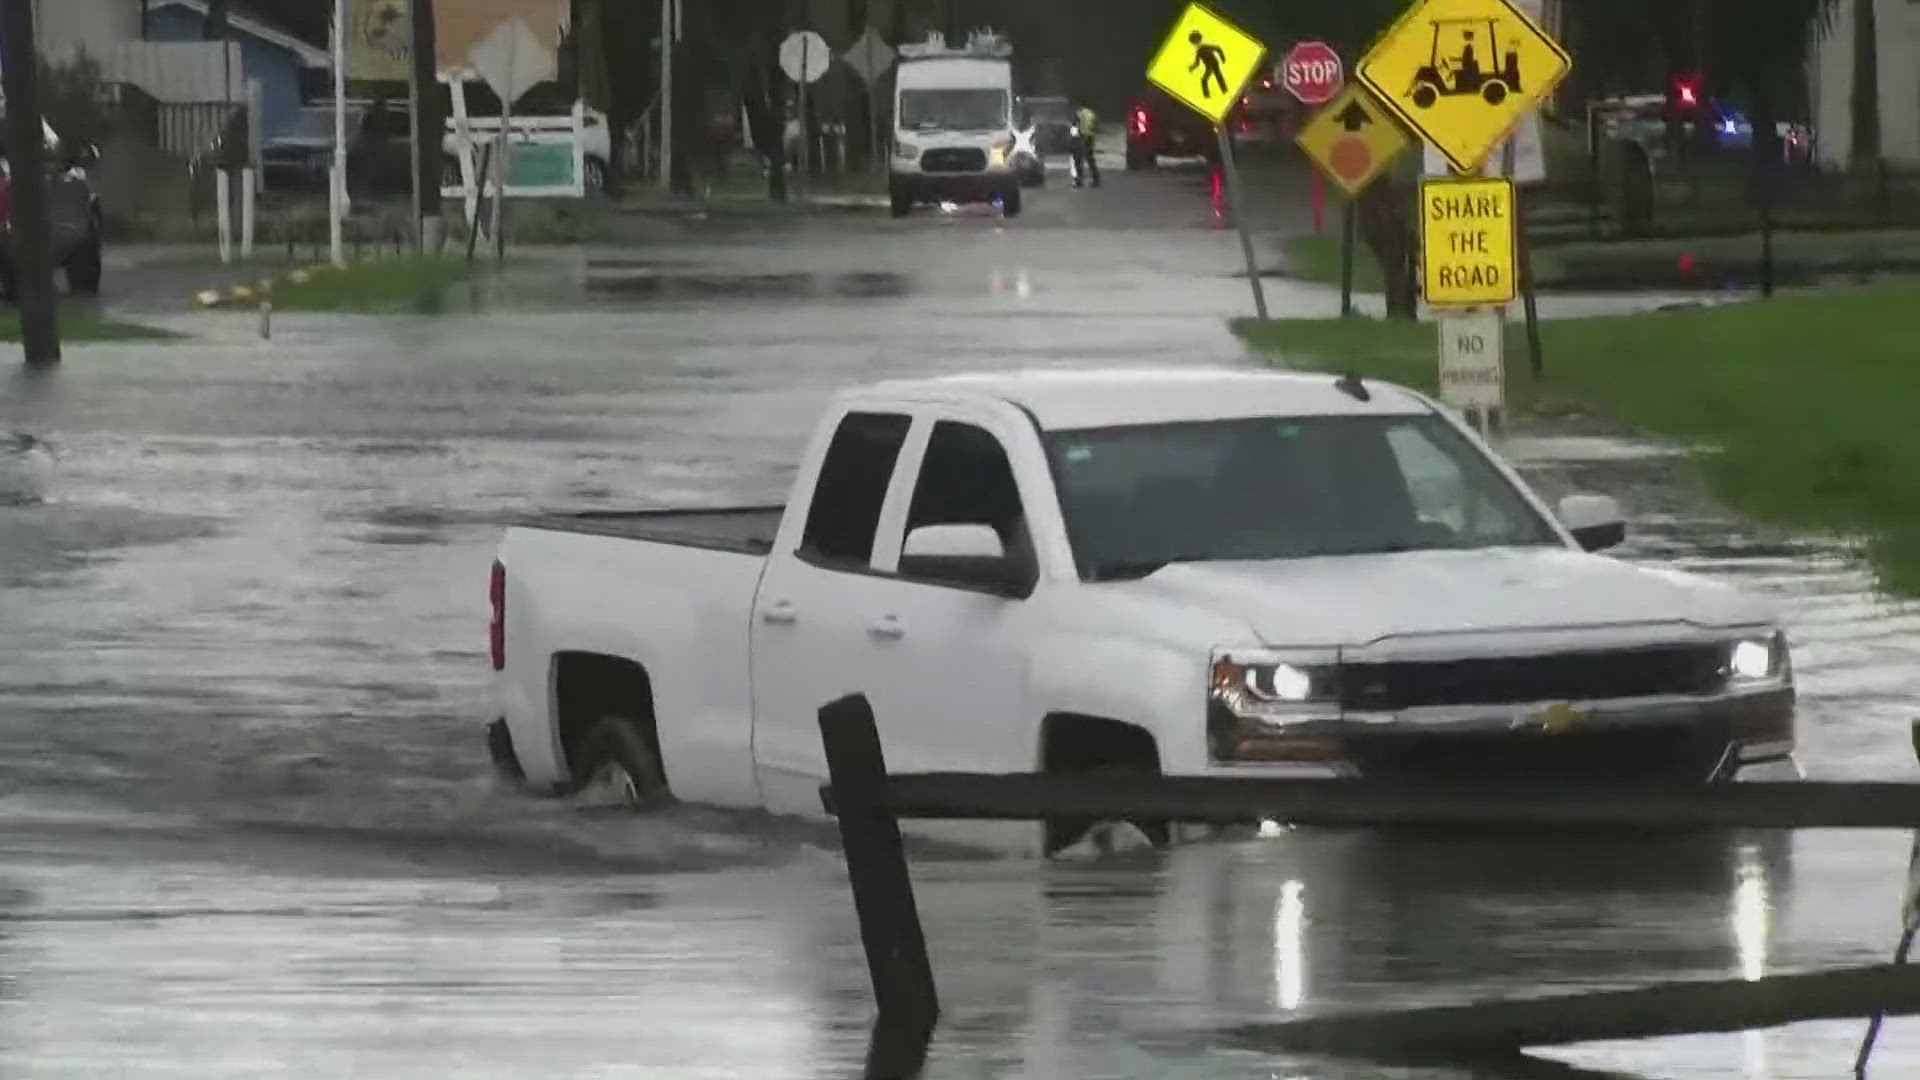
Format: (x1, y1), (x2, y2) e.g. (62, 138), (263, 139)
(572, 715), (671, 808)
(1041, 716), (1168, 856)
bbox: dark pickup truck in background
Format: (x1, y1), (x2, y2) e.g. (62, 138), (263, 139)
(1125, 87), (1222, 169)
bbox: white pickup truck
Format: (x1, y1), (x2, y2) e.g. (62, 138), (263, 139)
(486, 369), (1797, 855)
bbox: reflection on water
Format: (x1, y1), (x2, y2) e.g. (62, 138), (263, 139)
(1734, 842), (1772, 983)
(1273, 879), (1306, 1011)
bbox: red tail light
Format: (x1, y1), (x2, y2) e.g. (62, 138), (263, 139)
(0, 175), (14, 225)
(489, 560), (506, 670)
(1131, 106), (1149, 136)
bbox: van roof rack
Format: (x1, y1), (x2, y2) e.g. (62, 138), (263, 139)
(899, 29), (1012, 60)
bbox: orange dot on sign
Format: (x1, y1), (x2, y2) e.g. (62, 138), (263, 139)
(1328, 136), (1372, 181)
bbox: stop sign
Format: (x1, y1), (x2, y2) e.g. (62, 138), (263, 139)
(1282, 41), (1343, 106)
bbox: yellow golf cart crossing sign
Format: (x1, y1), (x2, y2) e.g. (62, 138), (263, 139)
(1420, 175), (1516, 306)
(1356, 0), (1571, 174)
(1147, 2), (1268, 125)
(1295, 84), (1411, 197)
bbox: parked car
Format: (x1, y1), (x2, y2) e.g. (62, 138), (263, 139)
(1010, 95), (1072, 188)
(0, 118), (102, 301)
(1126, 87), (1220, 168)
(1020, 95), (1075, 155)
(261, 105), (365, 190)
(485, 368), (1798, 857)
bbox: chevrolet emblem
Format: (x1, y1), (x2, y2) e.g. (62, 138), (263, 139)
(1531, 702), (1588, 734)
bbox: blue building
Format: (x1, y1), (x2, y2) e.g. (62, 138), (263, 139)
(143, 0), (331, 142)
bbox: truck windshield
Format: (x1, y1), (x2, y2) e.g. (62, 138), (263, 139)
(1044, 415), (1562, 582)
(899, 89), (1009, 131)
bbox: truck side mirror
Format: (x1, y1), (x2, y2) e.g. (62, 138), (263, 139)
(901, 524), (1033, 597)
(1559, 493), (1626, 552)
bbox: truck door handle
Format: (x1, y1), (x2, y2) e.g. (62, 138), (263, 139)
(867, 615), (904, 640)
(761, 601), (798, 626)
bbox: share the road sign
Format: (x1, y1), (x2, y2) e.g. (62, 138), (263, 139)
(1356, 0), (1571, 174)
(1296, 84), (1410, 196)
(1420, 175), (1516, 305)
(1147, 2), (1268, 125)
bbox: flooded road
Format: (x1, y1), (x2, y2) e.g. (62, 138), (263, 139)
(2, 169), (1918, 1078)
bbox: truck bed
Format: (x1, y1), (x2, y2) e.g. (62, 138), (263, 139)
(515, 506), (783, 555)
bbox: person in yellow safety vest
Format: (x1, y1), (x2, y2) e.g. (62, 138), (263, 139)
(1071, 101), (1101, 189)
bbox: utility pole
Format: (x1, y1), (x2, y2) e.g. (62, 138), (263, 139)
(329, 0), (346, 267)
(3, 0), (62, 365)
(658, 0), (674, 192)
(411, 0), (442, 252)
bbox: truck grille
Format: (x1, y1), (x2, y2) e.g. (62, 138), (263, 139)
(1340, 644), (1729, 711)
(921, 147), (987, 172)
(1344, 723), (1737, 783)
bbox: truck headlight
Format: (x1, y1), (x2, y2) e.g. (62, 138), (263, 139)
(1727, 631), (1790, 687)
(1210, 649), (1340, 720)
(1209, 648), (1347, 766)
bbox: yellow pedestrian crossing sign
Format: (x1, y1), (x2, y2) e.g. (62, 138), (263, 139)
(1296, 84), (1411, 197)
(1146, 2), (1268, 125)
(1356, 0), (1571, 174)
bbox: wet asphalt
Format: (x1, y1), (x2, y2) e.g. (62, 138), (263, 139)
(0, 158), (1918, 1078)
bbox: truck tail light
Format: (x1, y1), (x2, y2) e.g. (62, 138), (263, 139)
(489, 560), (506, 671)
(1131, 106), (1150, 137)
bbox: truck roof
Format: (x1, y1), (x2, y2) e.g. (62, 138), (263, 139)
(853, 368), (1433, 430)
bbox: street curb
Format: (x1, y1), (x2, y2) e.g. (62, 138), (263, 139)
(195, 263), (339, 309)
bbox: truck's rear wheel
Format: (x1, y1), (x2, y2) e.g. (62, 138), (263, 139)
(572, 715), (671, 808)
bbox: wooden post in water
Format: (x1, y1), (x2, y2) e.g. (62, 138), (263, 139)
(817, 694), (939, 1080)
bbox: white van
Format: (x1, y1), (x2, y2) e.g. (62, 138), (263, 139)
(889, 31), (1020, 219)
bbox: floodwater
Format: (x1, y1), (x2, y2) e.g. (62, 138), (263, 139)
(2, 168), (1919, 1078)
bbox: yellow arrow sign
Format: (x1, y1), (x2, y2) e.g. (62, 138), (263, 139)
(1356, 0), (1571, 174)
(1146, 2), (1268, 125)
(1295, 84), (1411, 197)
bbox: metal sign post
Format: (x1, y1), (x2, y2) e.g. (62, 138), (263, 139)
(1296, 82), (1410, 319)
(1340, 199), (1356, 317)
(330, 0), (347, 268)
(1145, 2), (1270, 320)
(1215, 125), (1269, 320)
(780, 31), (832, 200)
(843, 28), (897, 178)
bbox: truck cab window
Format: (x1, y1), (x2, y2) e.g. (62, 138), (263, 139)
(901, 421), (1032, 572)
(799, 411), (912, 567)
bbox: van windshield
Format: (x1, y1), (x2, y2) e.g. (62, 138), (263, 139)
(899, 89), (1008, 131)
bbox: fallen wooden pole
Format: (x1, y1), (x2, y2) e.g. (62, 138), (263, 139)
(813, 694), (1920, 1078)
(836, 773), (1920, 830)
(1222, 964), (1920, 1057)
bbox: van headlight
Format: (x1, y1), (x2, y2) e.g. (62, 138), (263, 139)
(893, 140), (919, 161)
(1727, 631), (1790, 687)
(988, 136), (1012, 167)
